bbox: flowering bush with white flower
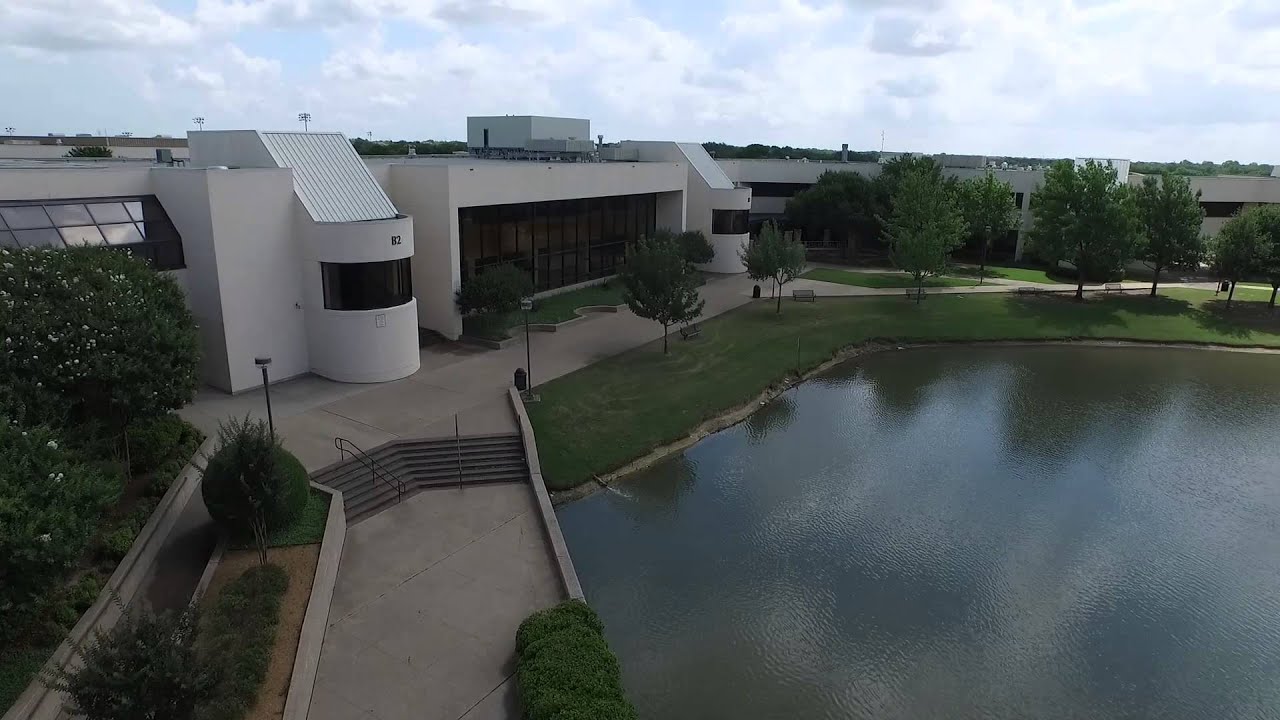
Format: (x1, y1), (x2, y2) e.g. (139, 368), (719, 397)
(0, 247), (200, 434)
(0, 421), (116, 645)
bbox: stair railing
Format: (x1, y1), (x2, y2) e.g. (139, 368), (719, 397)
(334, 437), (405, 505)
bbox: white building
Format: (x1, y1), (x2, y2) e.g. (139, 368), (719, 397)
(4, 116), (1280, 396)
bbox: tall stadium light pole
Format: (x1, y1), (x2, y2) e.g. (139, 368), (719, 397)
(193, 116), (205, 131)
(4, 127), (14, 136)
(298, 113), (311, 131)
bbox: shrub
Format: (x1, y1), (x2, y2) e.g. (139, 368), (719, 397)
(456, 263), (533, 315)
(0, 247), (201, 434)
(0, 422), (117, 646)
(196, 564), (288, 720)
(515, 601), (636, 720)
(201, 417), (308, 539)
(676, 230), (715, 265)
(127, 414), (188, 475)
(45, 604), (218, 720)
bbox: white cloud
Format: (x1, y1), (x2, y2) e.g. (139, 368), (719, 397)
(0, 0), (1277, 161)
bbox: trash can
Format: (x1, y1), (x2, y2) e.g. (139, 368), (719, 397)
(752, 284), (762, 299)
(1220, 280), (1231, 292)
(514, 368), (528, 392)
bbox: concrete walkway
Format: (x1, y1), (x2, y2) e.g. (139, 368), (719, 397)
(310, 483), (560, 720)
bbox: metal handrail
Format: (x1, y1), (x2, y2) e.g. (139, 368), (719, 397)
(334, 437), (405, 504)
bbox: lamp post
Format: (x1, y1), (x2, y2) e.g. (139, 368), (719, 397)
(298, 113), (311, 131)
(192, 116), (205, 131)
(255, 357), (274, 438)
(520, 297), (533, 399)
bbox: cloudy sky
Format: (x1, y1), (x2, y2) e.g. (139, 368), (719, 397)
(1, 0), (1276, 162)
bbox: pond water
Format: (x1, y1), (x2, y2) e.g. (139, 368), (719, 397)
(556, 346), (1280, 720)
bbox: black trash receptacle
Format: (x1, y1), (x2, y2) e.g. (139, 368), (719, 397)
(514, 368), (528, 392)
(752, 284), (762, 299)
(1221, 280), (1231, 292)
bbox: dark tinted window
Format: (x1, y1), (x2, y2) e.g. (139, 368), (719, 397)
(748, 182), (813, 198)
(322, 259), (413, 311)
(1202, 201), (1244, 218)
(712, 209), (749, 235)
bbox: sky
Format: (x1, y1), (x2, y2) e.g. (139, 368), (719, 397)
(1, 0), (1277, 162)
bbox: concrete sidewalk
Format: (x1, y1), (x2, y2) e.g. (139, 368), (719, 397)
(181, 272), (758, 473)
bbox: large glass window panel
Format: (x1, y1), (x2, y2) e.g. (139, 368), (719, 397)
(712, 209), (750, 234)
(60, 226), (106, 246)
(100, 223), (144, 245)
(0, 231), (17, 248)
(125, 201), (144, 222)
(1, 206), (52, 230)
(321, 259), (413, 311)
(14, 228), (63, 248)
(86, 203), (131, 224)
(45, 204), (93, 227)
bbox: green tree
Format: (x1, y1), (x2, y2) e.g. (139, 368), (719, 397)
(44, 604), (218, 720)
(784, 171), (880, 257)
(674, 229), (715, 265)
(201, 417), (308, 563)
(739, 221), (807, 313)
(65, 146), (113, 158)
(0, 247), (200, 460)
(875, 155), (945, 223)
(956, 171), (1019, 283)
(1028, 160), (1138, 300)
(883, 168), (967, 302)
(1209, 214), (1266, 309)
(1245, 205), (1280, 308)
(1133, 173), (1205, 297)
(619, 235), (705, 354)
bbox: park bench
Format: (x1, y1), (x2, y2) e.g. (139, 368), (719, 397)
(1015, 286), (1040, 295)
(1104, 282), (1123, 293)
(792, 289), (816, 302)
(905, 287), (927, 301)
(679, 323), (702, 340)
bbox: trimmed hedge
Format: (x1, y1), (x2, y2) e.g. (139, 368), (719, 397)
(196, 563), (289, 720)
(515, 600), (636, 720)
(201, 417), (309, 538)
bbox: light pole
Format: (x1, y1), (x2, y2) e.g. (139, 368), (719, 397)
(255, 357), (275, 438)
(192, 116), (205, 131)
(3, 127), (13, 136)
(298, 113), (311, 131)
(520, 297), (533, 399)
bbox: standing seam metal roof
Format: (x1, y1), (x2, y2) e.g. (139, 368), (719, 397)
(259, 131), (399, 223)
(676, 142), (735, 190)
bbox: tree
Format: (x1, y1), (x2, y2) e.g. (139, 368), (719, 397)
(201, 417), (308, 563)
(739, 221), (807, 313)
(875, 156), (945, 221)
(883, 168), (967, 302)
(1209, 214), (1266, 309)
(1245, 205), (1280, 308)
(1027, 160), (1138, 300)
(784, 171), (880, 257)
(619, 235), (705, 354)
(456, 263), (534, 316)
(44, 604), (218, 720)
(1133, 173), (1205, 297)
(956, 171), (1019, 283)
(0, 247), (200, 461)
(65, 146), (113, 158)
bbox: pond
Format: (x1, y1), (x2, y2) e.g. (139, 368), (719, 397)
(556, 345), (1280, 720)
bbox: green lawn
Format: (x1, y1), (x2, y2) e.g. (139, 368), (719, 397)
(463, 283), (626, 340)
(527, 288), (1280, 491)
(950, 264), (1073, 284)
(801, 268), (977, 289)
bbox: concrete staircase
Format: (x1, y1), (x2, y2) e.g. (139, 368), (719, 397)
(312, 433), (530, 525)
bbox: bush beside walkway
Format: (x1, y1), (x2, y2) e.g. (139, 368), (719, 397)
(515, 600), (636, 720)
(527, 289), (1280, 491)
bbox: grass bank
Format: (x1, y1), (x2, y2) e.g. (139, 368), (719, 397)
(527, 288), (1280, 491)
(949, 264), (1072, 284)
(801, 268), (977, 288)
(463, 283), (625, 340)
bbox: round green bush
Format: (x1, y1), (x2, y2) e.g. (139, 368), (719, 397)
(516, 599), (604, 655)
(201, 418), (308, 537)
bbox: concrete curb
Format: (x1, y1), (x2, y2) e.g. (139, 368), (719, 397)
(463, 304), (624, 345)
(191, 535), (228, 604)
(282, 483), (346, 720)
(2, 436), (216, 720)
(508, 387), (584, 601)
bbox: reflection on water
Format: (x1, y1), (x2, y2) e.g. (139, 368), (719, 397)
(558, 346), (1280, 720)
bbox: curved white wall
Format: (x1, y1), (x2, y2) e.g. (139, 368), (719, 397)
(702, 233), (747, 273)
(300, 213), (420, 383)
(307, 300), (421, 383)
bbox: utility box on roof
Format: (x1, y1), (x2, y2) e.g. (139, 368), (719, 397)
(467, 116), (591, 151)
